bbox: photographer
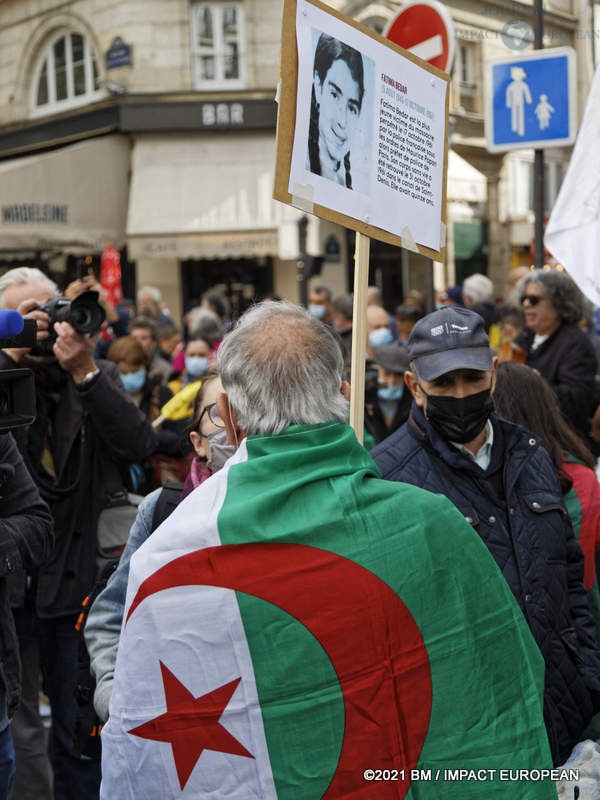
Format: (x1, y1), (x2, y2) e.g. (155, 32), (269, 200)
(0, 268), (158, 800)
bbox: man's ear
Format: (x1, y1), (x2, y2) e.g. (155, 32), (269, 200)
(216, 391), (244, 446)
(341, 379), (351, 401)
(404, 371), (423, 405)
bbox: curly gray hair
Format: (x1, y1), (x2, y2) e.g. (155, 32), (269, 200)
(517, 269), (585, 326)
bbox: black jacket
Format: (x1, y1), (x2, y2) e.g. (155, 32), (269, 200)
(0, 433), (53, 715)
(517, 323), (597, 442)
(0, 355), (158, 618)
(372, 407), (600, 765)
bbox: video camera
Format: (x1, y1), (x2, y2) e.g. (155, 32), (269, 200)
(0, 312), (37, 433)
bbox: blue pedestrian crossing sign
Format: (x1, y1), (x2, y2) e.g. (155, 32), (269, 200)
(485, 47), (576, 153)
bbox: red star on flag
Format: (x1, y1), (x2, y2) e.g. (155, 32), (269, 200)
(128, 662), (254, 790)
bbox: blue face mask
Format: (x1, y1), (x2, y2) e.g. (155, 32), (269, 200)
(308, 304), (326, 319)
(369, 328), (394, 348)
(186, 356), (210, 377)
(378, 384), (404, 401)
(121, 368), (146, 394)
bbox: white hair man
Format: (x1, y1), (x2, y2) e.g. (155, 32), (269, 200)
(462, 273), (494, 308)
(101, 302), (554, 799)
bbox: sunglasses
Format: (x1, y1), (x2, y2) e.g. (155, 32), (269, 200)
(519, 294), (543, 306)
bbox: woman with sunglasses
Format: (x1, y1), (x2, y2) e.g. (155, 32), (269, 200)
(83, 374), (236, 723)
(515, 268), (597, 445)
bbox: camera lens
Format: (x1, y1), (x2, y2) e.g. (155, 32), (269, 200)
(69, 291), (105, 334)
(70, 306), (93, 330)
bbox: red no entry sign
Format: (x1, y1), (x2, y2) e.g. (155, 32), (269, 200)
(383, 0), (455, 74)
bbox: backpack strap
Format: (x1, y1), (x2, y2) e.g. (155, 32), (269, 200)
(151, 481), (184, 532)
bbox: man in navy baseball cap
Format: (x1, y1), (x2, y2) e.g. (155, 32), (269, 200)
(371, 305), (600, 767)
(408, 306), (492, 382)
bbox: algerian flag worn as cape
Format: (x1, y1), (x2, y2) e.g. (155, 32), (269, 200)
(101, 422), (555, 799)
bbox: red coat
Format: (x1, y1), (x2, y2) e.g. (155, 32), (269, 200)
(563, 457), (600, 591)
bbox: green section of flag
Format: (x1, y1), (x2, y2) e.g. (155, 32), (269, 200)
(235, 594), (343, 798)
(219, 422), (555, 799)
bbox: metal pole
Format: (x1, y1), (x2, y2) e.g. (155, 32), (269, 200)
(533, 0), (545, 269)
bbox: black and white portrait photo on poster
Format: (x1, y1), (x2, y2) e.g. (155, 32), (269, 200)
(307, 31), (373, 193)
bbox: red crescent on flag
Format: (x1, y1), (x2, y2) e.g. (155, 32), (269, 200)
(126, 543), (432, 798)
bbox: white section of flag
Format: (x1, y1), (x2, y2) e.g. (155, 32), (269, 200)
(545, 64), (600, 306)
(100, 440), (279, 799)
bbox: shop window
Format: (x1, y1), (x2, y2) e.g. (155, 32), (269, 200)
(547, 0), (573, 11)
(31, 31), (101, 117)
(507, 157), (566, 217)
(454, 221), (488, 283)
(456, 42), (480, 114)
(191, 2), (245, 89)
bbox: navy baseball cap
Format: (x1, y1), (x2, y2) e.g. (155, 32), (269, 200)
(407, 307), (492, 381)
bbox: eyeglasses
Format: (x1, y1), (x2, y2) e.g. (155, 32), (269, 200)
(198, 402), (225, 430)
(519, 294), (543, 306)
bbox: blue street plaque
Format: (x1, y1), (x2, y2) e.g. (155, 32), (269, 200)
(485, 47), (576, 153)
(106, 37), (133, 70)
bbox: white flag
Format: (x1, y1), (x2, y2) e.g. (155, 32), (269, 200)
(545, 65), (600, 306)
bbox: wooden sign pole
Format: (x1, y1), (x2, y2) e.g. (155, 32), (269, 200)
(349, 231), (371, 444)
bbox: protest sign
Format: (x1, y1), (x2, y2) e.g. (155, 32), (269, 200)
(273, 0), (450, 259)
(274, 0), (450, 441)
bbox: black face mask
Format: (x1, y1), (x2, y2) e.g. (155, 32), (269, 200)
(421, 387), (494, 444)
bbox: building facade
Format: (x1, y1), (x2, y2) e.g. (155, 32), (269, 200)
(342, 0), (594, 298)
(0, 0), (304, 319)
(0, 0), (594, 314)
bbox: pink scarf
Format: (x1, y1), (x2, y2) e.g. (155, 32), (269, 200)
(180, 456), (211, 500)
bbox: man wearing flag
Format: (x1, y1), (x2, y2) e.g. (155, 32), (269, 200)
(102, 301), (557, 799)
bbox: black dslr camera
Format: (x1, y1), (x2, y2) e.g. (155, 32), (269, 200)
(0, 291), (105, 432)
(32, 290), (106, 355)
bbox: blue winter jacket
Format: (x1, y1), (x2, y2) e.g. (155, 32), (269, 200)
(371, 406), (600, 766)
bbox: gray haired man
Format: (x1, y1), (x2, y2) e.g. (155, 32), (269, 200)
(101, 301), (554, 799)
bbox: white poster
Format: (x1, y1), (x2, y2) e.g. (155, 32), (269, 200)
(288, 0), (448, 252)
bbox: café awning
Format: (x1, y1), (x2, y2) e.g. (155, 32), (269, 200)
(0, 135), (129, 253)
(126, 134), (282, 260)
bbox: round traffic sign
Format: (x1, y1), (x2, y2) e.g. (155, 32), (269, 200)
(383, 0), (455, 73)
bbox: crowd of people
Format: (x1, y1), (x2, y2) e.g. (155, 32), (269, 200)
(0, 263), (599, 798)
